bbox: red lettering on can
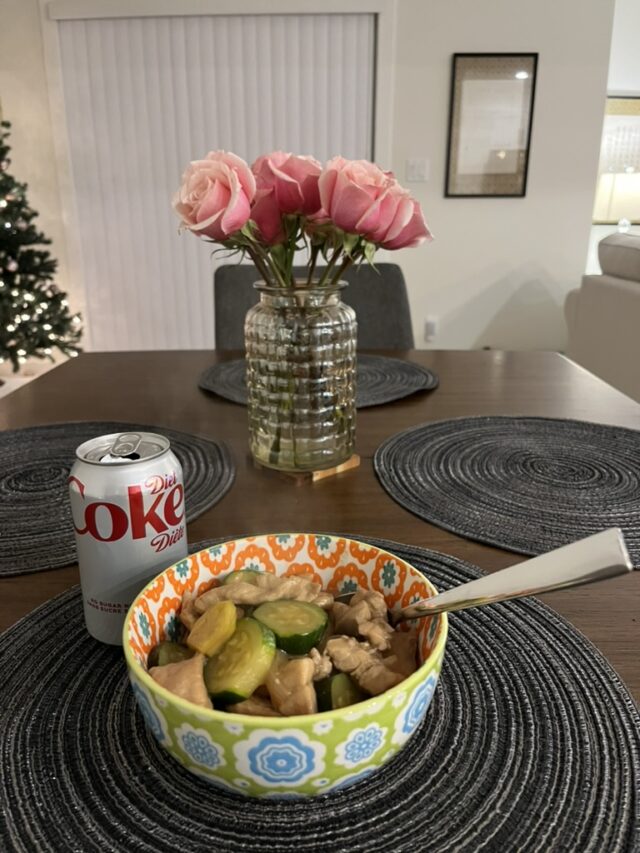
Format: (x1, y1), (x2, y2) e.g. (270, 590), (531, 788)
(82, 501), (129, 542)
(164, 484), (185, 526)
(127, 485), (168, 539)
(151, 525), (185, 553)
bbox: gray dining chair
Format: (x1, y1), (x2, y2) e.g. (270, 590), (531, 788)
(213, 262), (414, 350)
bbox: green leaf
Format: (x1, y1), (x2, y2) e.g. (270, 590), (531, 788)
(342, 232), (359, 257)
(363, 240), (378, 266)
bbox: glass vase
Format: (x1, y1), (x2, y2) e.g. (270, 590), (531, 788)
(245, 282), (357, 472)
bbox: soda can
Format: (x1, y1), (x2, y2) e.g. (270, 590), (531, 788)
(68, 431), (188, 645)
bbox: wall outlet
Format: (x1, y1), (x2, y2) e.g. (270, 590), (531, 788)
(424, 316), (438, 341)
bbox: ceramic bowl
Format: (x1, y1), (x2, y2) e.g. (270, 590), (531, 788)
(123, 533), (448, 797)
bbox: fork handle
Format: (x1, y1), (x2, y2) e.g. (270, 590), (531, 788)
(396, 528), (633, 622)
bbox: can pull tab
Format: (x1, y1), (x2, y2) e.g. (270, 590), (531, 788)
(109, 433), (143, 458)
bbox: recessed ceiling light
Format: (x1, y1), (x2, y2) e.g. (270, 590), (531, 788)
(515, 71), (529, 80)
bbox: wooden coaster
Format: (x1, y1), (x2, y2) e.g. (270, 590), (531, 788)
(253, 454), (360, 483)
(311, 453), (360, 481)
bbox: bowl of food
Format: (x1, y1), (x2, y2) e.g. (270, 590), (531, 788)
(123, 533), (448, 797)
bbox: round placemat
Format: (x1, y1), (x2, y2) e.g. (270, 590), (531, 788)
(0, 422), (235, 577)
(375, 416), (640, 567)
(1, 537), (637, 853)
(198, 355), (439, 408)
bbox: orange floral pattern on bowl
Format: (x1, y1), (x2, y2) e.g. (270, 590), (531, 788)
(234, 544), (276, 574)
(283, 561), (323, 586)
(267, 534), (306, 561)
(127, 534), (439, 665)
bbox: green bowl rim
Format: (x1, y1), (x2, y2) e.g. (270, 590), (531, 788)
(122, 532), (449, 727)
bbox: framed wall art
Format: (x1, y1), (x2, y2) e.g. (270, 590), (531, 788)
(445, 53), (538, 197)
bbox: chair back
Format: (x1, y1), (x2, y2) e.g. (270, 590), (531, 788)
(214, 262), (414, 350)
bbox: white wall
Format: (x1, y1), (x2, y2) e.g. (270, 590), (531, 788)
(608, 0), (640, 95)
(387, 0), (614, 350)
(1, 0), (616, 353)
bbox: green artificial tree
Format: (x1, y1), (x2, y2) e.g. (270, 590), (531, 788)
(0, 120), (82, 372)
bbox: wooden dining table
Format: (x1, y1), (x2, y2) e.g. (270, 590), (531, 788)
(1, 348), (638, 700)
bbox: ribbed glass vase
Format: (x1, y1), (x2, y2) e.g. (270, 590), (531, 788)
(244, 282), (357, 472)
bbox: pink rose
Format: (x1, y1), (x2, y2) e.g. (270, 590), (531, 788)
(251, 151), (322, 215)
(319, 156), (431, 248)
(381, 198), (432, 249)
(173, 151), (256, 241)
(250, 187), (286, 245)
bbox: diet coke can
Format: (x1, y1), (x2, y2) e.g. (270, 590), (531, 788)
(68, 431), (188, 645)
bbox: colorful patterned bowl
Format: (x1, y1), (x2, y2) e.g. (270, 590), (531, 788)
(123, 533), (448, 797)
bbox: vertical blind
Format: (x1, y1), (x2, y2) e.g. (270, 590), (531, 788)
(57, 13), (375, 350)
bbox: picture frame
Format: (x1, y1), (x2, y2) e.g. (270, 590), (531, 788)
(445, 53), (538, 198)
(592, 96), (640, 225)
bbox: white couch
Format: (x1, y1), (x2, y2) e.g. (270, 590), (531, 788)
(565, 233), (640, 402)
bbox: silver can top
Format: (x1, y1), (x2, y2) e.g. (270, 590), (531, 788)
(75, 432), (171, 465)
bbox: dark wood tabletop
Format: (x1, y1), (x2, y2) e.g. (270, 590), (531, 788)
(1, 349), (638, 699)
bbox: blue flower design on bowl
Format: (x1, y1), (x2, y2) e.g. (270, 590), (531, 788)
(381, 560), (396, 588)
(131, 682), (167, 745)
(339, 579), (358, 594)
(248, 735), (316, 784)
(315, 535), (332, 551)
(336, 724), (386, 768)
(276, 534), (291, 543)
(181, 731), (222, 769)
(138, 612), (150, 641)
(402, 675), (437, 736)
(165, 614), (180, 642)
(345, 726), (384, 764)
(175, 560), (190, 579)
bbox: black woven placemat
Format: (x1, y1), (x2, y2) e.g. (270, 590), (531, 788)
(0, 422), (235, 577)
(1, 536), (637, 852)
(375, 415), (640, 568)
(198, 355), (438, 408)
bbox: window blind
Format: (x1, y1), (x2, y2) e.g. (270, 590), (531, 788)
(57, 13), (375, 350)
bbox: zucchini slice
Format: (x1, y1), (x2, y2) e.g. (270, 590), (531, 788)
(147, 641), (194, 669)
(186, 599), (237, 657)
(253, 600), (328, 655)
(204, 618), (276, 705)
(223, 569), (263, 586)
(316, 673), (366, 712)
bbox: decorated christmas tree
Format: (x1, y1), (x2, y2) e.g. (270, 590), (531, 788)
(0, 120), (82, 372)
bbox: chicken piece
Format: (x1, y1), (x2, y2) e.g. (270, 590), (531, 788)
(266, 652), (317, 715)
(149, 652), (212, 709)
(178, 591), (199, 631)
(326, 636), (404, 696)
(359, 619), (394, 651)
(351, 589), (388, 619)
(382, 629), (418, 678)
(227, 695), (282, 717)
(194, 573), (332, 613)
(309, 646), (333, 681)
(332, 589), (394, 651)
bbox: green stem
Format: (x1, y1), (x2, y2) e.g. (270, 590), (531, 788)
(330, 255), (354, 288)
(306, 244), (320, 285)
(316, 247), (342, 288)
(246, 247), (275, 287)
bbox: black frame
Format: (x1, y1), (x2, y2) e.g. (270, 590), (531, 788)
(445, 52), (538, 198)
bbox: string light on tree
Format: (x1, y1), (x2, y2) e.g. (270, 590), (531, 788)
(0, 120), (82, 371)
